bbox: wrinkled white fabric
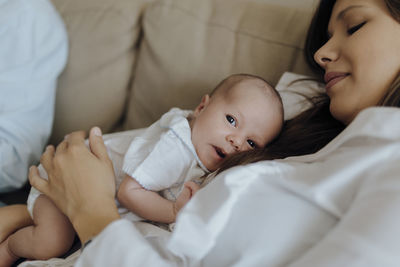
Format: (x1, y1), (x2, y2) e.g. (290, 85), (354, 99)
(122, 108), (208, 198)
(0, 0), (68, 192)
(75, 107), (400, 266)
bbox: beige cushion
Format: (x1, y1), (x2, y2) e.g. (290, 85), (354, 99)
(124, 0), (319, 130)
(49, 0), (149, 144)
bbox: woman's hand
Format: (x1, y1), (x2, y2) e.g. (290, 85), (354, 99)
(29, 127), (120, 243)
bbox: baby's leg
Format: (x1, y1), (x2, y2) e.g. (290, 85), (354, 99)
(7, 195), (75, 261)
(0, 204), (32, 243)
(0, 205), (33, 267)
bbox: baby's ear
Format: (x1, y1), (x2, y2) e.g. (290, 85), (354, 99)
(193, 94), (210, 116)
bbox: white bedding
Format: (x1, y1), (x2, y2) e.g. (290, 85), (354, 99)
(18, 74), (400, 266)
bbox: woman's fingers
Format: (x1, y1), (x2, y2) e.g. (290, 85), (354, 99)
(64, 130), (86, 147)
(88, 127), (109, 162)
(55, 140), (68, 155)
(28, 166), (49, 196)
(40, 145), (55, 174)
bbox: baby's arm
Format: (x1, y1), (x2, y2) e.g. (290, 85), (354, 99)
(175, 181), (201, 214)
(117, 176), (201, 223)
(117, 175), (178, 223)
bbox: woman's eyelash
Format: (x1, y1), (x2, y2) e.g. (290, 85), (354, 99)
(347, 21), (366, 35)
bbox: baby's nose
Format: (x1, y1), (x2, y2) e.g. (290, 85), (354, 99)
(227, 135), (244, 151)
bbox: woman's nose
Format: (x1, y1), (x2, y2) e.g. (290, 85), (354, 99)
(313, 39), (339, 69)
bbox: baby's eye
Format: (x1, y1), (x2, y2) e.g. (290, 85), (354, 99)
(347, 21), (366, 35)
(247, 140), (256, 148)
(226, 115), (236, 127)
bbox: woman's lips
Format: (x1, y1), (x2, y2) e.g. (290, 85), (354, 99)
(324, 72), (349, 90)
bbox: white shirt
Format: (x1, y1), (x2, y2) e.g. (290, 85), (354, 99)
(122, 108), (208, 201)
(0, 0), (68, 192)
(76, 107), (400, 266)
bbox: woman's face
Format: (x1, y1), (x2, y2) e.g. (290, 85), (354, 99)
(314, 0), (400, 124)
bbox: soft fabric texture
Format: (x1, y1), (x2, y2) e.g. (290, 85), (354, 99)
(123, 108), (208, 197)
(0, 0), (67, 192)
(74, 107), (400, 267)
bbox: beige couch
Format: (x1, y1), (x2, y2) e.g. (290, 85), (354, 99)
(49, 0), (318, 145)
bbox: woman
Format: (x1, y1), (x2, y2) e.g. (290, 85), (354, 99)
(20, 0), (400, 265)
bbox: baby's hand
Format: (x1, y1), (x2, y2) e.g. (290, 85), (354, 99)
(174, 181), (201, 215)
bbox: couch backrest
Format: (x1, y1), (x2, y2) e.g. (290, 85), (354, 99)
(50, 0), (319, 144)
(124, 0), (319, 130)
(49, 0), (150, 144)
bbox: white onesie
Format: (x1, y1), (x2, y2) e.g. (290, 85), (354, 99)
(27, 108), (210, 222)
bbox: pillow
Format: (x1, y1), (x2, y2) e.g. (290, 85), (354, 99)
(49, 0), (149, 144)
(276, 72), (325, 120)
(124, 0), (319, 130)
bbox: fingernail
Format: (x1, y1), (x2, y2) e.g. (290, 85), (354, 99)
(93, 127), (102, 136)
(64, 134), (69, 140)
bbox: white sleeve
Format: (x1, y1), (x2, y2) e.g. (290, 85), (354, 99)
(123, 129), (193, 191)
(0, 0), (68, 192)
(289, 159), (400, 267)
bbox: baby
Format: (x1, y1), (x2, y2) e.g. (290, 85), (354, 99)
(0, 73), (283, 264)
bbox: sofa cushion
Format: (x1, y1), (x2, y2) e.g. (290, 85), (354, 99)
(124, 0), (318, 130)
(49, 0), (149, 144)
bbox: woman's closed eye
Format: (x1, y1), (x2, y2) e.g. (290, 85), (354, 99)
(226, 115), (236, 127)
(347, 21), (366, 35)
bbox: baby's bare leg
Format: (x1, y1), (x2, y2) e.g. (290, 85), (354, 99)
(0, 236), (18, 267)
(0, 204), (32, 243)
(7, 195), (75, 260)
(0, 205), (33, 266)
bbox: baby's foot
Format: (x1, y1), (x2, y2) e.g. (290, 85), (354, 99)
(0, 237), (18, 267)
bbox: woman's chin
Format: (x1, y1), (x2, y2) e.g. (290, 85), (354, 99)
(329, 104), (354, 125)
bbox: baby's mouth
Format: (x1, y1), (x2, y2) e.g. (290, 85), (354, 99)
(214, 146), (226, 159)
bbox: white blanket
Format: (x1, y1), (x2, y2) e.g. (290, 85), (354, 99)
(20, 106), (400, 266)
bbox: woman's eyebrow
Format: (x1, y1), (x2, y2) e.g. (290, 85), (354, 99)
(337, 5), (365, 20)
(327, 5), (366, 37)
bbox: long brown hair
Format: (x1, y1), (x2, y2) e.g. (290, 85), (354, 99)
(219, 0), (400, 172)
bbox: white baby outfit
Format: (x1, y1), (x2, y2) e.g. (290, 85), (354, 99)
(27, 108), (210, 221)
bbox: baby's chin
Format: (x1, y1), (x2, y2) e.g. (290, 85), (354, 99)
(203, 161), (218, 173)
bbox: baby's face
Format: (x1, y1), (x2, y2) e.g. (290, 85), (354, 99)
(191, 79), (282, 171)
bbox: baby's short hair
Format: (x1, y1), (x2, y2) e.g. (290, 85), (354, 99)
(211, 73), (284, 122)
